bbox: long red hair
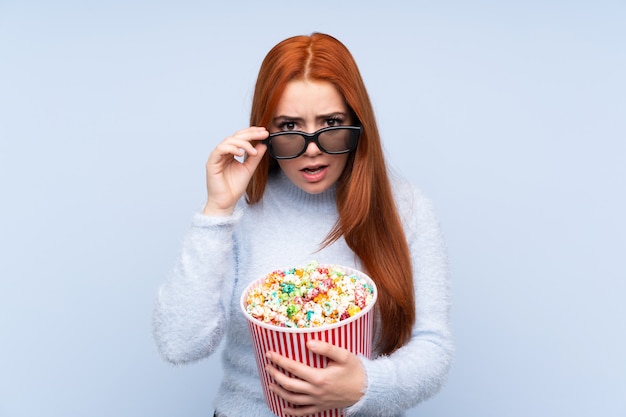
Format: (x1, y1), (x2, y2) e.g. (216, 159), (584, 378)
(247, 33), (414, 355)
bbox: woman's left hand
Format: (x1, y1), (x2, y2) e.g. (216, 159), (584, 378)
(265, 339), (366, 416)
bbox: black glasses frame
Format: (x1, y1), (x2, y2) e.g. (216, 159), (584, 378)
(261, 126), (361, 160)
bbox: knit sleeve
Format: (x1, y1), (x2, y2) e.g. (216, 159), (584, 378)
(346, 184), (454, 416)
(152, 209), (242, 365)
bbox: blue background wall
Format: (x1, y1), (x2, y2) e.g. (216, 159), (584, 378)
(1, 1), (624, 416)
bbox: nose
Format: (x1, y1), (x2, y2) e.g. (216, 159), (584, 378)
(303, 140), (322, 156)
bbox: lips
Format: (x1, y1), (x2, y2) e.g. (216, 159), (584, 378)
(300, 165), (328, 182)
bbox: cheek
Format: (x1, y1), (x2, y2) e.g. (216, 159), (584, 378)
(333, 154), (350, 173)
(276, 159), (299, 177)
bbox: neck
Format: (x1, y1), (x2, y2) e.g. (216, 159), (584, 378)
(268, 169), (338, 213)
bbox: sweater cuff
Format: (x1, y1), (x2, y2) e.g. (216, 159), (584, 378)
(343, 356), (370, 415)
(345, 356), (401, 417)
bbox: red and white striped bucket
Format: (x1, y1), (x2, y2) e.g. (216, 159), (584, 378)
(240, 265), (377, 417)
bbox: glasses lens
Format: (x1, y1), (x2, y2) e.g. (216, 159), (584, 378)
(318, 128), (355, 153)
(270, 134), (305, 158)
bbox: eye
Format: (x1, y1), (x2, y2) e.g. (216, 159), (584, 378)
(278, 121), (297, 131)
(325, 117), (344, 127)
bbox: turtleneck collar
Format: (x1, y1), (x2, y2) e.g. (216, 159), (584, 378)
(265, 169), (338, 214)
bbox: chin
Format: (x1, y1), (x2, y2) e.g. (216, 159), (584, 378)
(298, 181), (333, 194)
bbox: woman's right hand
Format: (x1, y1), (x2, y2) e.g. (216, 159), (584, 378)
(202, 127), (268, 216)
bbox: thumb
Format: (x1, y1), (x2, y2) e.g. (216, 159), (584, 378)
(307, 339), (352, 364)
(243, 142), (268, 172)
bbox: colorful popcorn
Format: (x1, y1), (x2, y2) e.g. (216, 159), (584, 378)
(245, 262), (375, 328)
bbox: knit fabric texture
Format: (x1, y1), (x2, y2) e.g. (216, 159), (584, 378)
(153, 170), (453, 417)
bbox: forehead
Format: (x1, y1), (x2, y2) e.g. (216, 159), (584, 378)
(275, 80), (347, 116)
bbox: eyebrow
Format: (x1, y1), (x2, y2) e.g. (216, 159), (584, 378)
(272, 112), (348, 124)
(272, 115), (305, 124)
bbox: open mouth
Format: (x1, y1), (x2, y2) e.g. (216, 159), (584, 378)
(301, 165), (327, 174)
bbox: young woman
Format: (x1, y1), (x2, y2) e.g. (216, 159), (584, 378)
(153, 33), (453, 417)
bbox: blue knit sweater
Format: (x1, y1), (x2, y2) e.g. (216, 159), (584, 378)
(153, 170), (453, 417)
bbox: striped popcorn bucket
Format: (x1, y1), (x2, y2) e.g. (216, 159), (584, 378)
(240, 265), (377, 417)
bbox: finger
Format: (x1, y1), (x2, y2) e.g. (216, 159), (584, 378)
(214, 138), (257, 158)
(265, 363), (311, 394)
(240, 142), (267, 171)
(266, 351), (317, 382)
(268, 382), (314, 408)
(212, 127), (268, 158)
(231, 126), (269, 147)
(232, 126), (268, 138)
(240, 128), (269, 157)
(306, 339), (352, 364)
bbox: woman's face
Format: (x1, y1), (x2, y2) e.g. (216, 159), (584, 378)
(270, 80), (353, 194)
